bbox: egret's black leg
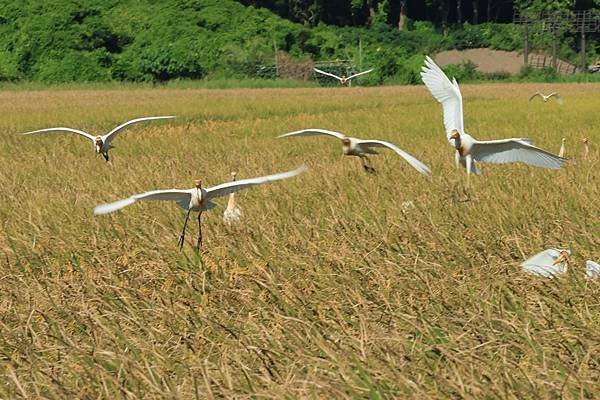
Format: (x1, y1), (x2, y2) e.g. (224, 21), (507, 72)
(196, 211), (203, 251)
(178, 210), (191, 250)
(103, 152), (109, 162)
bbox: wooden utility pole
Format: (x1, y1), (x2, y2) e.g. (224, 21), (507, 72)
(524, 22), (529, 65)
(581, 29), (586, 72)
(552, 28), (557, 69)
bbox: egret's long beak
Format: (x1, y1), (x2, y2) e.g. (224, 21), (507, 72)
(552, 252), (569, 265)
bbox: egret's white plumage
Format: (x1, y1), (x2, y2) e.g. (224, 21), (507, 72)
(95, 165), (307, 249)
(529, 92), (562, 104)
(420, 56), (565, 176)
(223, 172), (242, 226)
(582, 138), (589, 160)
(558, 138), (566, 158)
(21, 116), (175, 161)
(278, 128), (431, 175)
(586, 260), (600, 280)
(313, 68), (374, 85)
(521, 248), (570, 278)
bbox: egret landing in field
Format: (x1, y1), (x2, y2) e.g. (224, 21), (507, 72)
(21, 116), (175, 161)
(223, 172), (242, 226)
(558, 138), (566, 158)
(277, 128), (430, 175)
(521, 248), (570, 278)
(94, 166), (307, 250)
(587, 260), (600, 280)
(529, 92), (563, 104)
(420, 56), (565, 179)
(313, 68), (374, 86)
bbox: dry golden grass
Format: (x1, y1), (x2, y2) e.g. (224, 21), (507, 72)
(0, 83), (599, 399)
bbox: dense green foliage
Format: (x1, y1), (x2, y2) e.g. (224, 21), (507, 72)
(0, 0), (597, 84)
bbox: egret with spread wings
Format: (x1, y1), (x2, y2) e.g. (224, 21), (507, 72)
(313, 68), (373, 86)
(420, 56), (565, 177)
(277, 128), (430, 175)
(21, 116), (175, 161)
(94, 166), (307, 250)
(529, 91), (563, 104)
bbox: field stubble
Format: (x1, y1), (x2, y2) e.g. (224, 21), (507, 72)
(0, 83), (599, 398)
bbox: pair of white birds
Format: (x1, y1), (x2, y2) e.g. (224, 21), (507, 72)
(521, 249), (599, 280)
(21, 116), (307, 250)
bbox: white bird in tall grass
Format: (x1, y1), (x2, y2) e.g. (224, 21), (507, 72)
(94, 166), (307, 249)
(521, 248), (571, 278)
(223, 172), (242, 226)
(586, 260), (600, 280)
(582, 138), (589, 160)
(277, 128), (430, 175)
(313, 68), (373, 86)
(558, 138), (566, 158)
(529, 91), (562, 104)
(21, 116), (175, 161)
(420, 56), (565, 177)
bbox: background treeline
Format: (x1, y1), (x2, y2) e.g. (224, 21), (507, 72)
(0, 0), (598, 84)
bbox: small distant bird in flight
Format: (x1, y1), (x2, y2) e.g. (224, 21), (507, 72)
(529, 92), (563, 104)
(278, 128), (430, 175)
(94, 166), (307, 250)
(420, 56), (565, 178)
(558, 137), (566, 158)
(586, 260), (600, 280)
(223, 172), (242, 226)
(521, 248), (570, 278)
(21, 116), (175, 161)
(313, 68), (373, 86)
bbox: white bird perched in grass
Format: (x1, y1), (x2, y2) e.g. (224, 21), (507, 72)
(529, 91), (563, 104)
(223, 172), (242, 226)
(277, 128), (431, 175)
(313, 68), (373, 86)
(586, 260), (600, 280)
(558, 138), (566, 158)
(521, 248), (570, 278)
(420, 56), (565, 178)
(21, 116), (175, 161)
(582, 138), (589, 160)
(94, 165), (307, 250)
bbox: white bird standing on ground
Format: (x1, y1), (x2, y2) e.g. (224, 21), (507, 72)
(558, 138), (566, 158)
(420, 56), (565, 178)
(521, 248), (570, 278)
(582, 138), (589, 160)
(21, 116), (175, 161)
(586, 260), (600, 280)
(223, 172), (242, 226)
(529, 91), (562, 104)
(277, 128), (430, 175)
(313, 68), (373, 86)
(94, 166), (307, 250)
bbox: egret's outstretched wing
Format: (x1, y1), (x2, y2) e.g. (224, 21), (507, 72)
(586, 260), (600, 280)
(313, 68), (342, 82)
(206, 165), (307, 200)
(357, 139), (431, 175)
(529, 92), (542, 102)
(470, 138), (565, 169)
(103, 116), (176, 144)
(548, 92), (564, 105)
(521, 248), (570, 278)
(347, 69), (374, 80)
(94, 189), (191, 215)
(21, 127), (95, 142)
(277, 128), (346, 140)
(420, 56), (464, 137)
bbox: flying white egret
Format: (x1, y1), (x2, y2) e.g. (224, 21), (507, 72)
(582, 138), (589, 160)
(521, 248), (571, 278)
(223, 172), (242, 226)
(21, 116), (175, 161)
(529, 92), (562, 104)
(277, 128), (431, 175)
(313, 68), (373, 86)
(558, 138), (566, 158)
(420, 56), (565, 178)
(94, 166), (307, 249)
(586, 260), (600, 280)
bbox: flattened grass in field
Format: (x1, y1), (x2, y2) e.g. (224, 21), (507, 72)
(0, 83), (599, 398)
